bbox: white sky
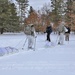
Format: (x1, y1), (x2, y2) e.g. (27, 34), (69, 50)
(12, 0), (51, 10)
(28, 0), (51, 10)
(12, 0), (51, 16)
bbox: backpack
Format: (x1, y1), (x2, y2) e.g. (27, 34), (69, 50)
(24, 25), (32, 35)
(64, 26), (68, 32)
(65, 27), (70, 33)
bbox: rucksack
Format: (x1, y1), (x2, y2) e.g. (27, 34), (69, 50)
(65, 27), (70, 33)
(64, 26), (68, 32)
(24, 25), (32, 35)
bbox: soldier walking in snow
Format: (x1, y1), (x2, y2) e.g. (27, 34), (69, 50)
(57, 21), (66, 45)
(45, 24), (52, 46)
(24, 24), (36, 50)
(46, 24), (52, 42)
(65, 25), (71, 41)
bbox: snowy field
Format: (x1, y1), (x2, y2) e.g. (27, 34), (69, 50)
(0, 32), (75, 75)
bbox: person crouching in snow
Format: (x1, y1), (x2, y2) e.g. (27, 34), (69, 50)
(24, 24), (36, 49)
(57, 21), (66, 45)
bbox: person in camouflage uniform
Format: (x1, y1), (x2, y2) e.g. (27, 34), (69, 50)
(57, 21), (66, 45)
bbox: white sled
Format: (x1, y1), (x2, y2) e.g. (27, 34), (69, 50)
(0, 46), (18, 56)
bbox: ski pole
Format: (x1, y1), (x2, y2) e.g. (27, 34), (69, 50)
(22, 37), (27, 50)
(14, 37), (25, 48)
(33, 37), (36, 51)
(56, 34), (59, 44)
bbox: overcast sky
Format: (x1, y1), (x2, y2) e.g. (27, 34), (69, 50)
(12, 0), (51, 10)
(28, 0), (51, 10)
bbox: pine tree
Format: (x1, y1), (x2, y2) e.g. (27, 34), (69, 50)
(66, 0), (73, 25)
(65, 0), (75, 33)
(6, 3), (20, 32)
(0, 0), (20, 34)
(51, 0), (66, 22)
(16, 0), (29, 24)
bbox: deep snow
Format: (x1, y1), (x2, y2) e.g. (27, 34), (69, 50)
(0, 32), (75, 75)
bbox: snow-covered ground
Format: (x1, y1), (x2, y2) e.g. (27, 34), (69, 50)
(0, 32), (75, 75)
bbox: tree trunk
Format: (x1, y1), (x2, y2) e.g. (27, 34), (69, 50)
(0, 28), (4, 34)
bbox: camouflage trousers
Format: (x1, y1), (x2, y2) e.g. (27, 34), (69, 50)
(65, 33), (70, 41)
(58, 33), (64, 45)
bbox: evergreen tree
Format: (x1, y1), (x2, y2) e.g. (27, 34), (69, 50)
(0, 0), (20, 34)
(29, 6), (34, 14)
(16, 0), (29, 24)
(6, 3), (20, 32)
(65, 0), (73, 25)
(51, 0), (66, 22)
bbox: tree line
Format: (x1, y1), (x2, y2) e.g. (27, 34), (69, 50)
(25, 0), (75, 33)
(0, 0), (75, 34)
